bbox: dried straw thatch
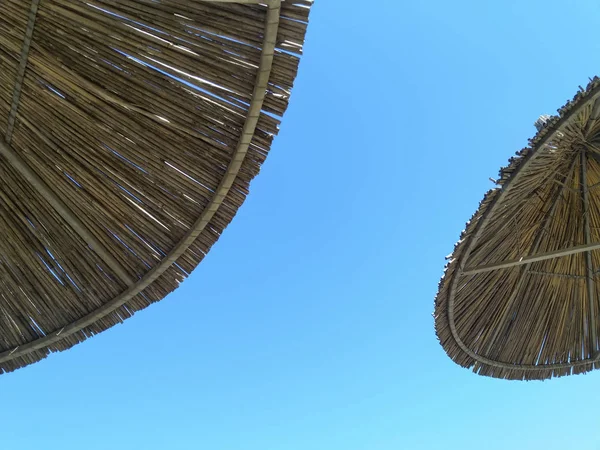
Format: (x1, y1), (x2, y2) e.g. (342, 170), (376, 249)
(0, 0), (311, 374)
(435, 77), (600, 380)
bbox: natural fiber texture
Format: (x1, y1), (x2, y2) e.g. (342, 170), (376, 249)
(0, 0), (312, 374)
(435, 77), (600, 380)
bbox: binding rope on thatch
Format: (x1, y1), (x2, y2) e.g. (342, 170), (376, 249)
(435, 77), (600, 380)
(0, 0), (312, 373)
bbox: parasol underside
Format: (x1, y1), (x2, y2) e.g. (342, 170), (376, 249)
(0, 0), (312, 374)
(435, 78), (600, 380)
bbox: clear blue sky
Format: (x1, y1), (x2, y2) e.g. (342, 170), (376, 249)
(5, 1), (600, 449)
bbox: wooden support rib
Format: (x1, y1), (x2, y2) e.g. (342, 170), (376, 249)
(1, 0), (135, 286)
(462, 241), (600, 275)
(0, 0), (282, 365)
(529, 270), (585, 280)
(0, 140), (135, 286)
(482, 155), (578, 355)
(6, 0), (40, 143)
(584, 97), (600, 137)
(581, 149), (598, 355)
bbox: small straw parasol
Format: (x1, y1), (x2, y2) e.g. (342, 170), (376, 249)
(0, 0), (312, 374)
(435, 77), (600, 380)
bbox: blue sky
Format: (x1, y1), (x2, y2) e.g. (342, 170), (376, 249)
(5, 1), (600, 449)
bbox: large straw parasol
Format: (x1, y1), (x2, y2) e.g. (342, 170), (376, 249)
(0, 0), (312, 374)
(435, 77), (600, 380)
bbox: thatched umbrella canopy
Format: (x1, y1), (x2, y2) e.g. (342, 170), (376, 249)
(435, 77), (600, 380)
(0, 0), (312, 374)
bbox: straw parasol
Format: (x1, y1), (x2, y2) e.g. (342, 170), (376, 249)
(435, 77), (600, 380)
(0, 0), (312, 374)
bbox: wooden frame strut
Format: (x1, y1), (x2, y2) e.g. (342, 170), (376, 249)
(2, 0), (134, 287)
(482, 155), (578, 355)
(6, 0), (40, 143)
(581, 149), (598, 355)
(0, 140), (135, 286)
(462, 241), (600, 275)
(0, 0), (134, 286)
